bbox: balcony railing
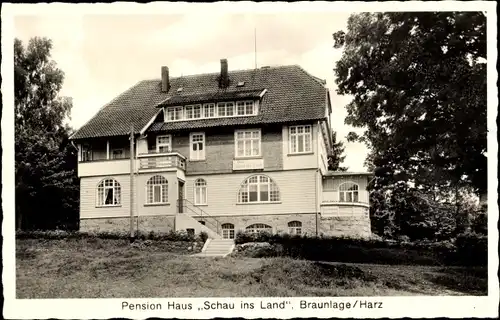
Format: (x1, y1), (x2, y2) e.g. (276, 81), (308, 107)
(138, 152), (186, 170)
(322, 190), (369, 204)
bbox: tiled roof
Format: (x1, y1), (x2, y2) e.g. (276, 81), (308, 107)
(70, 65), (328, 140)
(158, 88), (265, 106)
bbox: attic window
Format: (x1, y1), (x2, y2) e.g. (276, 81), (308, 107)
(236, 81), (245, 87)
(177, 88), (183, 93)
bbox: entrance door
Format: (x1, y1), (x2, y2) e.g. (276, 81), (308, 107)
(178, 180), (184, 213)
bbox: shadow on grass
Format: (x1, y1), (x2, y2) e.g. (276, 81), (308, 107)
(424, 267), (488, 295)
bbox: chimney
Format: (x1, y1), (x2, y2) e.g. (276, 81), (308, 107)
(219, 59), (229, 88)
(161, 66), (170, 92)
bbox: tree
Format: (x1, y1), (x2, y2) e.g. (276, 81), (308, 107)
(327, 131), (348, 171)
(15, 37), (79, 230)
(333, 12), (487, 196)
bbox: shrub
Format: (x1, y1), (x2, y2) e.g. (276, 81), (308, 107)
(198, 231), (209, 243)
(233, 231), (488, 266)
(16, 229), (197, 242)
(453, 232), (487, 266)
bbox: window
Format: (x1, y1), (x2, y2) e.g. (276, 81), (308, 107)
(112, 149), (124, 159)
(156, 135), (172, 153)
(339, 182), (359, 202)
(204, 103), (216, 118)
(81, 145), (92, 161)
(238, 174), (280, 203)
(146, 175), (168, 204)
(97, 178), (121, 206)
(184, 105), (202, 119)
(235, 129), (261, 157)
(289, 125), (312, 153)
(190, 132), (205, 160)
(288, 221), (302, 235)
(236, 101), (255, 116)
(166, 107), (183, 121)
(246, 223), (272, 234)
(194, 178), (207, 205)
(222, 223), (235, 239)
(217, 102), (234, 117)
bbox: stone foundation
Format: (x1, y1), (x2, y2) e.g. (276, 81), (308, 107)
(319, 215), (371, 238)
(80, 215), (175, 233)
(80, 211), (371, 238)
(193, 213), (318, 236)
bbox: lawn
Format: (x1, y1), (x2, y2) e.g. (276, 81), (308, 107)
(16, 238), (487, 298)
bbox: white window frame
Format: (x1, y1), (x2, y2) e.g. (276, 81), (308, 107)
(236, 100), (255, 116)
(288, 221), (302, 235)
(166, 106), (183, 121)
(222, 223), (235, 239)
(156, 135), (172, 153)
(145, 175), (168, 204)
(238, 174), (280, 203)
(339, 182), (359, 203)
(96, 178), (121, 207)
(190, 132), (205, 161)
(246, 223), (272, 234)
(217, 102), (235, 117)
(194, 178), (207, 205)
(203, 103), (216, 118)
(234, 129), (261, 158)
(289, 125), (313, 154)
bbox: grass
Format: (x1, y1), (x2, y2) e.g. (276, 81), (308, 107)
(16, 238), (487, 298)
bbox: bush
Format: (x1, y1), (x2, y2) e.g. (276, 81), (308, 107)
(198, 231), (209, 243)
(453, 232), (487, 266)
(16, 229), (197, 242)
(233, 231), (487, 266)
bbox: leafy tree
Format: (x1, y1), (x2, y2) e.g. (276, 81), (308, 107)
(327, 131), (348, 171)
(333, 12), (487, 196)
(15, 37), (79, 230)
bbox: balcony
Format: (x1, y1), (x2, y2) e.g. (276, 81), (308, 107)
(138, 151), (186, 171)
(322, 190), (369, 206)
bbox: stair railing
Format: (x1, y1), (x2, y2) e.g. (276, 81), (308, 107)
(177, 199), (222, 235)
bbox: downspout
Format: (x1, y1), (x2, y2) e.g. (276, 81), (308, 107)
(315, 168), (320, 237)
(129, 125), (135, 242)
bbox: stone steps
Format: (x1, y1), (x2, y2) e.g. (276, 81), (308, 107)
(194, 239), (234, 257)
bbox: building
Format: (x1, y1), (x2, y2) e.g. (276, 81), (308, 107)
(69, 59), (372, 239)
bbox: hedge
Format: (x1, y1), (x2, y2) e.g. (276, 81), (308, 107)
(234, 231), (487, 266)
(16, 229), (206, 242)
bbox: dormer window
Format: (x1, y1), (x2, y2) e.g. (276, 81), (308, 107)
(166, 106), (183, 121)
(236, 101), (255, 116)
(164, 100), (258, 122)
(177, 87), (183, 93)
(236, 81), (245, 87)
(204, 103), (216, 118)
(185, 104), (202, 119)
(217, 102), (235, 117)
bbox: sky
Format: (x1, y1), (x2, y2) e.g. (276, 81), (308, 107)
(14, 12), (369, 170)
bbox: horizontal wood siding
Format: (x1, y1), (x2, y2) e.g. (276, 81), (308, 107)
(78, 159), (130, 177)
(81, 172), (179, 219)
(184, 169), (317, 216)
(321, 204), (369, 217)
(136, 172), (178, 216)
